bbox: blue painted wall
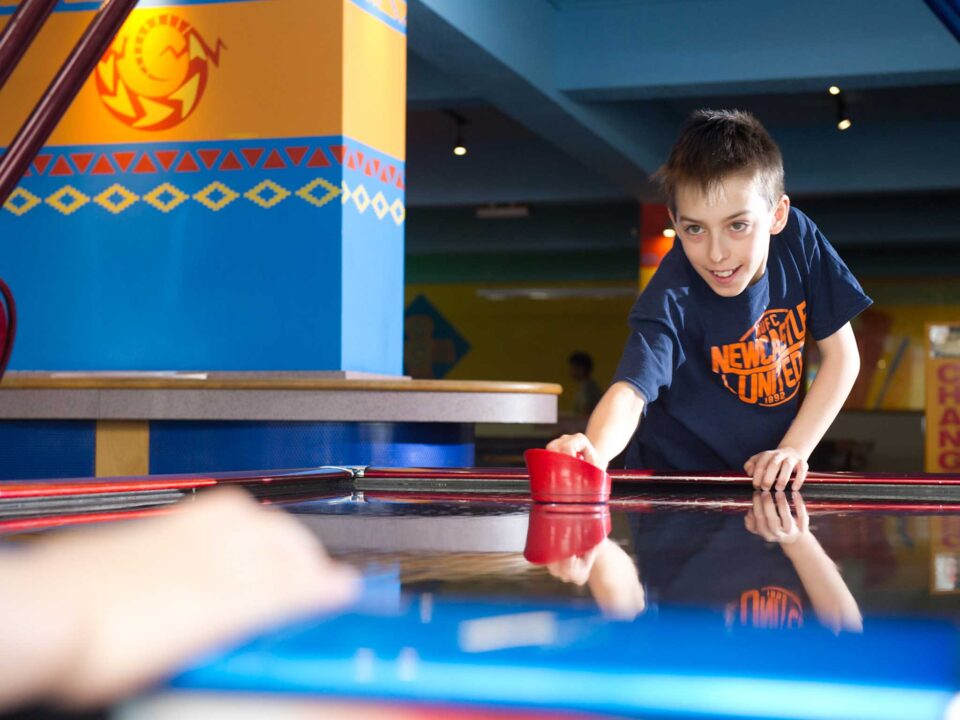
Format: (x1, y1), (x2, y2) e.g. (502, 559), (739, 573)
(0, 136), (404, 372)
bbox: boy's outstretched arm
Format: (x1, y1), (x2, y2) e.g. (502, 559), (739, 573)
(547, 381), (645, 470)
(746, 322), (861, 491)
(745, 491), (863, 633)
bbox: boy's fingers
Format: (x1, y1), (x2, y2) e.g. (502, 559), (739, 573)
(775, 491), (796, 536)
(546, 434), (603, 469)
(793, 460), (809, 490)
(774, 459), (794, 492)
(752, 493), (775, 541)
(751, 455), (770, 489)
(581, 443), (603, 469)
(547, 434), (584, 456)
(761, 454), (783, 490)
(793, 491), (810, 532)
(750, 492), (763, 527)
(761, 491), (783, 538)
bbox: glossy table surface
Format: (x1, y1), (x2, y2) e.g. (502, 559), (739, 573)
(159, 487), (960, 719)
(6, 468), (960, 719)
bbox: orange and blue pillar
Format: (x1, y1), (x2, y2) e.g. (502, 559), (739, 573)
(0, 0), (407, 374)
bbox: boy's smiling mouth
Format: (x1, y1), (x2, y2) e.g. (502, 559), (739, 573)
(709, 266), (741, 284)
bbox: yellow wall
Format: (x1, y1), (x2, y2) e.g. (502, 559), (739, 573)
(857, 304), (960, 410)
(2, 0), (405, 159)
(1, 1), (346, 145)
(408, 277), (960, 413)
(406, 281), (636, 413)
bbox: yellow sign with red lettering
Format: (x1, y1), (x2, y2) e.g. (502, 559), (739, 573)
(925, 324), (960, 473)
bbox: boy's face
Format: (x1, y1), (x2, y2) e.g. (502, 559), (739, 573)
(669, 172), (790, 298)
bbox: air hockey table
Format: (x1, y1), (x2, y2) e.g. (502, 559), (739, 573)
(4, 465), (960, 719)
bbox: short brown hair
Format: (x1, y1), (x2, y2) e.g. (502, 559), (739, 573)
(655, 109), (784, 211)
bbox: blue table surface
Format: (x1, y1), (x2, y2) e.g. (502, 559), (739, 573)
(169, 493), (960, 719)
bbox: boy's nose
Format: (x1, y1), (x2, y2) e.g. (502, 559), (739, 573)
(707, 237), (726, 264)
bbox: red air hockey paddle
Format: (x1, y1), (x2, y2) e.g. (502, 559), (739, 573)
(523, 503), (612, 564)
(524, 448), (611, 503)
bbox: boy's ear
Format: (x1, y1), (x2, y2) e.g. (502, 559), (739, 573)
(770, 194), (790, 235)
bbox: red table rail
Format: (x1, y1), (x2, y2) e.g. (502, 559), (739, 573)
(0, 467), (353, 499)
(4, 466), (960, 502)
(362, 467), (960, 486)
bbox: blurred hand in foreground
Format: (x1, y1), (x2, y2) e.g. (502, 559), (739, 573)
(0, 488), (358, 710)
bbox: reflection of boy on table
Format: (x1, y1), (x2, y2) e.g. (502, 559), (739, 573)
(632, 492), (862, 633)
(524, 504), (645, 620)
(534, 493), (860, 633)
(545, 537), (646, 621)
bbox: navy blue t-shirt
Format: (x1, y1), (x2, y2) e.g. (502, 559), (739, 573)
(613, 207), (872, 471)
(630, 513), (811, 630)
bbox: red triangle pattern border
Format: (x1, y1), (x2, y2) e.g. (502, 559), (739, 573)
(19, 143), (404, 189)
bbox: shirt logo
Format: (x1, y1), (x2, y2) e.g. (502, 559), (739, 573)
(727, 585), (804, 629)
(710, 302), (806, 407)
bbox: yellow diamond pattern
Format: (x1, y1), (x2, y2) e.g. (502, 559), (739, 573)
(390, 198), (405, 225)
(371, 192), (389, 220)
(245, 180), (290, 209)
(3, 187), (41, 216)
(351, 184), (371, 214)
(144, 183), (189, 213)
(193, 182), (238, 212)
(296, 177), (341, 208)
(94, 183), (139, 214)
(46, 185), (90, 215)
(7, 178), (398, 220)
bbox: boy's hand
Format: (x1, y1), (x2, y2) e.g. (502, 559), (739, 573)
(544, 539), (646, 621)
(546, 433), (605, 469)
(744, 491), (810, 544)
(546, 543), (604, 586)
(744, 446), (808, 491)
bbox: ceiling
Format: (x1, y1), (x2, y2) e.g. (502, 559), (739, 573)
(405, 0), (960, 208)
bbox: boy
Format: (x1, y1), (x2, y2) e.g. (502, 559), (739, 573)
(548, 110), (871, 491)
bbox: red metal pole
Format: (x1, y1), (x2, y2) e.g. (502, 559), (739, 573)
(0, 278), (17, 380)
(0, 0), (139, 207)
(0, 0), (60, 93)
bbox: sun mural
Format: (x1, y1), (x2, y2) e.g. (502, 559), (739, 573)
(95, 13), (225, 131)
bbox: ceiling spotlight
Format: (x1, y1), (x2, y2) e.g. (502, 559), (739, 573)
(444, 109), (469, 157)
(475, 204), (529, 219)
(834, 93), (852, 132)
(828, 85), (841, 96)
(662, 228), (676, 238)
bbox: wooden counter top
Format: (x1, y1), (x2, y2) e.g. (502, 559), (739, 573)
(0, 372), (561, 424)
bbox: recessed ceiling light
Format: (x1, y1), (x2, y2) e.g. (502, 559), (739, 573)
(662, 228), (676, 238)
(828, 86), (841, 95)
(837, 118), (852, 131)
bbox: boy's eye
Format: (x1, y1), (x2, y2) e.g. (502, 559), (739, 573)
(731, 222), (749, 232)
(684, 225), (703, 235)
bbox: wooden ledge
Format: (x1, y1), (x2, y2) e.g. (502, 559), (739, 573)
(0, 372), (563, 396)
